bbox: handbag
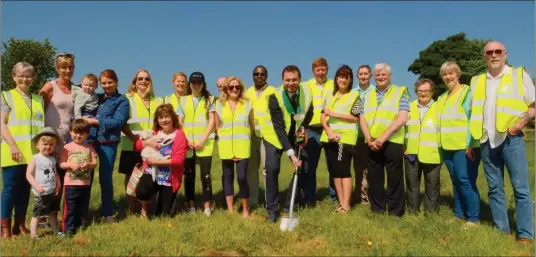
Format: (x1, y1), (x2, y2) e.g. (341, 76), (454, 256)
(126, 163), (144, 197)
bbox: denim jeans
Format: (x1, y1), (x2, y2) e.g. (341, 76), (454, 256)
(442, 148), (481, 222)
(95, 142), (118, 217)
(481, 133), (534, 239)
(1, 164), (31, 218)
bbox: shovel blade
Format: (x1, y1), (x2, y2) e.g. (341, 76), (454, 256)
(279, 216), (299, 231)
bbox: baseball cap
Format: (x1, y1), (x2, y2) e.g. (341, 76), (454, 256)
(32, 127), (60, 143)
(189, 71), (206, 84)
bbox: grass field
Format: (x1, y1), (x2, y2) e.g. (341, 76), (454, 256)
(2, 142), (535, 256)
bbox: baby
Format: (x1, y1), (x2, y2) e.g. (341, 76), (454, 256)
(72, 73), (99, 119)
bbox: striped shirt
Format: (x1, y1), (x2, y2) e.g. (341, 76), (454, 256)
(359, 84), (410, 115)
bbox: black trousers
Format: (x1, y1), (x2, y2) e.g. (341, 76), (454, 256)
(263, 140), (283, 217)
(183, 154), (213, 202)
(221, 159), (249, 198)
(404, 158), (441, 214)
(367, 141), (405, 216)
(62, 185), (90, 234)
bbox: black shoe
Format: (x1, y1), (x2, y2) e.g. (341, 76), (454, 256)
(267, 214), (278, 223)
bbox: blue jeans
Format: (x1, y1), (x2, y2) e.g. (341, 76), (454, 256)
(443, 148), (481, 222)
(481, 133), (534, 239)
(1, 164), (31, 219)
(95, 142), (118, 217)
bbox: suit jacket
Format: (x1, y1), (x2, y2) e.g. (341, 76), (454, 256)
(268, 90), (313, 153)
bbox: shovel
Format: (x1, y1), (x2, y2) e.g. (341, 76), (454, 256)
(280, 127), (308, 232)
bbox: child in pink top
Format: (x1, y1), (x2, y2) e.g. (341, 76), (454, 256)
(59, 119), (97, 235)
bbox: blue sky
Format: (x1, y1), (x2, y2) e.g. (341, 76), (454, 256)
(2, 1), (534, 99)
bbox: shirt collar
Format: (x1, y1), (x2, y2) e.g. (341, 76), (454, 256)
(376, 84), (391, 94)
(486, 65), (511, 79)
(255, 83), (268, 91)
(356, 84), (375, 93)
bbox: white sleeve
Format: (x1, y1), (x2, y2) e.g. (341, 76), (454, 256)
(522, 70), (535, 105)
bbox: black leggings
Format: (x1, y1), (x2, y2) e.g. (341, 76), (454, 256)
(221, 159), (249, 198)
(184, 155), (213, 202)
(136, 174), (177, 216)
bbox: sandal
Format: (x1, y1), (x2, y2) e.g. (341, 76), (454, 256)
(334, 206), (344, 213)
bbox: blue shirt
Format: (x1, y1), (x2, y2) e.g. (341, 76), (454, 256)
(95, 92), (130, 142)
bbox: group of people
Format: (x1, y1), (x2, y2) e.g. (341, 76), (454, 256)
(0, 41), (533, 244)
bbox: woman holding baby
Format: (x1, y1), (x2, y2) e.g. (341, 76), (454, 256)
(133, 104), (188, 217)
(214, 77), (254, 218)
(118, 69), (163, 215)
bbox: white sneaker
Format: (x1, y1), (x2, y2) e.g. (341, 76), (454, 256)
(203, 208), (212, 216)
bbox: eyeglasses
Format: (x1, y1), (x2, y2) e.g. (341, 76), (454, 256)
(253, 72), (266, 77)
(137, 77), (151, 82)
(14, 74), (33, 80)
(56, 52), (75, 59)
(485, 49), (505, 56)
(417, 90), (432, 94)
(227, 85), (241, 91)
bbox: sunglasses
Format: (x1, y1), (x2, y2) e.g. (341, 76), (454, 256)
(56, 52), (75, 59)
(227, 85), (241, 91)
(253, 72), (266, 77)
(485, 49), (504, 56)
(137, 77), (151, 82)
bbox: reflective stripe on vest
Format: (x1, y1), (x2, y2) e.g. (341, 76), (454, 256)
(437, 85), (469, 150)
(363, 85), (407, 144)
(469, 66), (527, 139)
(120, 94), (162, 151)
(1, 90), (45, 167)
(215, 100), (251, 159)
(320, 90), (360, 145)
(261, 84), (312, 149)
(164, 93), (181, 115)
(245, 85), (277, 137)
(405, 100), (441, 164)
(180, 95), (215, 157)
(303, 78), (334, 126)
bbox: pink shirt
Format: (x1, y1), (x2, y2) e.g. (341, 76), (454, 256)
(60, 142), (98, 186)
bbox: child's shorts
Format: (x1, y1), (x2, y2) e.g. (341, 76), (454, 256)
(33, 193), (58, 218)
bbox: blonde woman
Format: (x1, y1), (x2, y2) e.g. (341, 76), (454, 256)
(165, 72), (188, 113)
(119, 69), (163, 215)
(177, 71), (216, 216)
(1, 62), (45, 238)
(214, 77), (254, 217)
(436, 61), (480, 227)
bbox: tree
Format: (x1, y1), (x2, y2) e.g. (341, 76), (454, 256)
(1, 37), (57, 94)
(408, 32), (489, 99)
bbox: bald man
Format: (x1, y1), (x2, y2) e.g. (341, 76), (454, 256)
(469, 41), (535, 244)
(216, 77), (226, 96)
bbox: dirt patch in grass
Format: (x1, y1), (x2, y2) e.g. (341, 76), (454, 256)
(203, 249), (248, 256)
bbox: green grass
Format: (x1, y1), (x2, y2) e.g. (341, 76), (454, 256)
(2, 144), (535, 256)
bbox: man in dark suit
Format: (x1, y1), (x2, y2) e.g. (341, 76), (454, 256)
(260, 65), (314, 223)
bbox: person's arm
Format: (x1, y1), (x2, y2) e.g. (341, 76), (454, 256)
(1, 111), (21, 162)
(196, 110), (215, 149)
(510, 70), (536, 134)
(59, 148), (76, 171)
(97, 95), (130, 131)
(54, 166), (61, 196)
(462, 90), (476, 147)
(38, 82), (53, 109)
(214, 104), (221, 134)
(25, 158), (43, 193)
(268, 94), (294, 154)
(86, 146), (98, 169)
(248, 108), (255, 136)
(334, 96), (361, 122)
(376, 90), (410, 145)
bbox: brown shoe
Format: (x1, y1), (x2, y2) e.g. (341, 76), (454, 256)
(1, 218), (12, 239)
(12, 216), (29, 235)
(518, 238), (532, 245)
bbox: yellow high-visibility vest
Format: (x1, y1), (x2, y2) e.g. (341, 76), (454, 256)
(245, 85), (277, 137)
(469, 66), (528, 139)
(363, 85), (408, 144)
(180, 95), (216, 157)
(215, 99), (252, 159)
(436, 85), (470, 150)
(302, 78), (334, 126)
(261, 84), (312, 149)
(164, 93), (182, 115)
(405, 100), (441, 164)
(120, 94), (163, 151)
(1, 89), (45, 167)
(320, 90), (360, 145)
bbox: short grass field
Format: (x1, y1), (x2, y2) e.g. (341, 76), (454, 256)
(2, 138), (535, 256)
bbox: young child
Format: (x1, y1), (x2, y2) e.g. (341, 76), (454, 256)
(26, 127), (63, 239)
(72, 73), (99, 119)
(59, 119), (98, 235)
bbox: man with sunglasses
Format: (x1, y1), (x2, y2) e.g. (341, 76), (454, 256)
(469, 41), (535, 244)
(245, 65), (276, 208)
